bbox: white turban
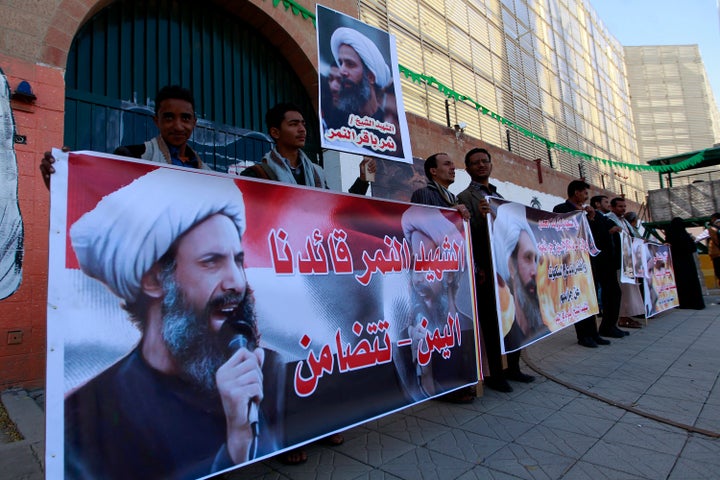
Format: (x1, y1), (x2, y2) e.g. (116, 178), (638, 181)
(402, 206), (464, 251)
(70, 168), (246, 303)
(492, 202), (538, 283)
(330, 27), (392, 88)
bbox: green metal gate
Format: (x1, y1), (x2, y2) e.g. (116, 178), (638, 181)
(64, 0), (319, 172)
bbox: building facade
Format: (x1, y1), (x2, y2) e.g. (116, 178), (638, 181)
(625, 45), (720, 191)
(359, 0), (646, 203)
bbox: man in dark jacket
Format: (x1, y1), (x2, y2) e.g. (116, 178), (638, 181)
(458, 148), (534, 392)
(553, 180), (613, 348)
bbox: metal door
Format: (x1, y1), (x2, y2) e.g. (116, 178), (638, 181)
(64, 0), (319, 172)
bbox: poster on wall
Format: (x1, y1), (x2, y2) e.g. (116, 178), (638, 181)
(487, 198), (599, 354)
(316, 5), (412, 163)
(371, 156), (427, 202)
(45, 151), (478, 480)
(0, 69), (23, 300)
(642, 242), (679, 317)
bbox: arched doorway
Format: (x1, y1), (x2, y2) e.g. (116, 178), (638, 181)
(63, 0), (319, 172)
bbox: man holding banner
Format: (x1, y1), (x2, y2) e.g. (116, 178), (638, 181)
(64, 169), (285, 479)
(241, 102), (375, 196)
(458, 148), (533, 392)
(553, 181), (611, 348)
(40, 85), (209, 186)
(408, 153), (475, 403)
(589, 195), (628, 338)
(605, 197), (644, 328)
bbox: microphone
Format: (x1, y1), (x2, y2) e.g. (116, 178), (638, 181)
(225, 319), (258, 353)
(220, 318), (260, 459)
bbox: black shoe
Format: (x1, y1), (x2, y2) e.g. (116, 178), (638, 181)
(598, 329), (625, 339)
(504, 369), (535, 383)
(484, 377), (513, 393)
(612, 326), (630, 336)
(578, 337), (598, 348)
(593, 336), (611, 345)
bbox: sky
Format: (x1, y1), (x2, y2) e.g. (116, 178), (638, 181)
(590, 0), (720, 110)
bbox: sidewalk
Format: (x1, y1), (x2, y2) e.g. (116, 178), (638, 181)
(3, 295), (719, 479)
(0, 388), (44, 480)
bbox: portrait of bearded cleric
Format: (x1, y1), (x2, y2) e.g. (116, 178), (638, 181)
(63, 168), (284, 480)
(491, 202), (549, 352)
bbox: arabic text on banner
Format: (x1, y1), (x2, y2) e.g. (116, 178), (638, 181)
(642, 242), (679, 317)
(487, 198), (599, 354)
(316, 5), (413, 163)
(45, 151), (479, 480)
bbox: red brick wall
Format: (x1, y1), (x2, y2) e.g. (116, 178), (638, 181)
(0, 54), (65, 389)
(407, 112), (630, 205)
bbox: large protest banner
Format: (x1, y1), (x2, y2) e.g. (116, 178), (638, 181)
(642, 242), (679, 317)
(487, 199), (599, 353)
(46, 151), (479, 480)
(317, 5), (412, 163)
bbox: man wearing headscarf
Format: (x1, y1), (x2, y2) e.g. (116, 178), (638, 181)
(40, 85), (210, 187)
(64, 168), (284, 480)
(605, 197), (645, 328)
(406, 153), (475, 403)
(330, 27), (392, 119)
(492, 202), (549, 352)
(241, 102), (375, 196)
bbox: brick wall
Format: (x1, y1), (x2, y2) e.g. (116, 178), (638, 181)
(407, 111), (631, 206)
(0, 53), (65, 389)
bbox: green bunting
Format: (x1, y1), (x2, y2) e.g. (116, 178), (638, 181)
(272, 0), (316, 26)
(272, 3), (699, 174)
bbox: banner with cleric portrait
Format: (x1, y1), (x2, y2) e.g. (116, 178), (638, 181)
(620, 231), (637, 284)
(317, 5), (412, 163)
(45, 150), (479, 480)
(642, 241), (679, 317)
(632, 236), (646, 279)
(487, 198), (599, 354)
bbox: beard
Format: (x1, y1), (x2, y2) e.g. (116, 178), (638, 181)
(160, 270), (258, 394)
(511, 266), (543, 332)
(410, 276), (450, 328)
(337, 70), (373, 113)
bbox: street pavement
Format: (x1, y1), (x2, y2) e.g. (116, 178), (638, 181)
(3, 294), (719, 479)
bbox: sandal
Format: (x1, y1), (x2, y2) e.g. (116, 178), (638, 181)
(279, 448), (308, 465)
(618, 317), (642, 328)
(322, 433), (344, 446)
